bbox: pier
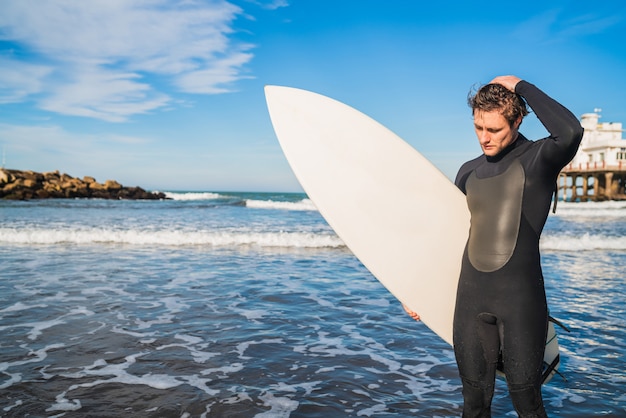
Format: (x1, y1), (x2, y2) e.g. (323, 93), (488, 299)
(559, 162), (626, 201)
(558, 110), (626, 201)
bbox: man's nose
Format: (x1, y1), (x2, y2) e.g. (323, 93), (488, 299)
(478, 130), (490, 144)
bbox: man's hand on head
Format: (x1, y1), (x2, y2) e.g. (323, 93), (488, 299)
(489, 75), (522, 93)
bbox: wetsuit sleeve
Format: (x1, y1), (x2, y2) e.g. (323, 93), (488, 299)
(515, 80), (584, 169)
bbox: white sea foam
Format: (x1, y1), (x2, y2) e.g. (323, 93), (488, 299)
(161, 297), (190, 313)
(245, 198), (317, 211)
(46, 352), (220, 413)
(0, 343), (65, 386)
(554, 200), (626, 218)
(3, 225), (624, 252)
(235, 338), (284, 359)
(0, 372), (21, 390)
(154, 333), (220, 364)
(356, 402), (388, 416)
(540, 232), (626, 251)
(2, 399), (23, 413)
(0, 302), (48, 313)
(200, 363), (245, 376)
(254, 392), (299, 418)
(0, 318), (67, 341)
(5, 306), (93, 340)
(0, 227), (344, 249)
(161, 191), (223, 200)
(47, 394), (81, 412)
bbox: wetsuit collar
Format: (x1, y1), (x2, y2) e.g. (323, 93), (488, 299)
(485, 134), (529, 163)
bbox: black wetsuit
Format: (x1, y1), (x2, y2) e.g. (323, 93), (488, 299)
(453, 81), (583, 418)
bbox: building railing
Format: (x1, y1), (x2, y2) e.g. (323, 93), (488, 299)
(562, 160), (625, 172)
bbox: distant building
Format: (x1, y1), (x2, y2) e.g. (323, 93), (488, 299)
(559, 110), (626, 201)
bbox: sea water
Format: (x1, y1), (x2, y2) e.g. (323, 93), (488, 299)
(0, 193), (624, 417)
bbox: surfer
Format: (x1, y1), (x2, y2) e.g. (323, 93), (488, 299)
(406, 76), (582, 417)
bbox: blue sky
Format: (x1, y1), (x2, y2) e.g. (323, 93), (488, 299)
(1, 0), (625, 192)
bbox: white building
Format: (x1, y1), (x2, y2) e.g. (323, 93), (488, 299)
(568, 110), (626, 170)
(560, 110), (626, 201)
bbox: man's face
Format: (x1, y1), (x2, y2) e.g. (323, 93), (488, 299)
(473, 109), (520, 157)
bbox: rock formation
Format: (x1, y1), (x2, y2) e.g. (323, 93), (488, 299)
(0, 169), (168, 200)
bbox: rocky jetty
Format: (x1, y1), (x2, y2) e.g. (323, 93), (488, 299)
(0, 168), (167, 200)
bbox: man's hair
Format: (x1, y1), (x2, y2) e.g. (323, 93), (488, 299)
(468, 83), (529, 126)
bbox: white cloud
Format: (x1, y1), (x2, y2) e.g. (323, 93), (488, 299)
(247, 0), (289, 11)
(511, 8), (624, 44)
(0, 0), (254, 121)
(39, 66), (171, 122)
(175, 50), (254, 93)
(0, 57), (52, 104)
(559, 12), (623, 39)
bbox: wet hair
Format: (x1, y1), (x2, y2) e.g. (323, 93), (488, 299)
(468, 83), (529, 126)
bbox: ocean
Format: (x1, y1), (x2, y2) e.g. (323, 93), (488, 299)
(0, 192), (624, 417)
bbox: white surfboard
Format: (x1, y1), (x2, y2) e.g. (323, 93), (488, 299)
(265, 85), (560, 383)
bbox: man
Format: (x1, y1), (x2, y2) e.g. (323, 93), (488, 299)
(406, 76), (583, 417)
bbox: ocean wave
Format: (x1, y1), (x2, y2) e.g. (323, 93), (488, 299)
(161, 191), (223, 201)
(245, 198), (317, 211)
(5, 228), (623, 252)
(541, 232), (626, 251)
(157, 192), (318, 211)
(554, 201), (626, 218)
(0, 227), (344, 249)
